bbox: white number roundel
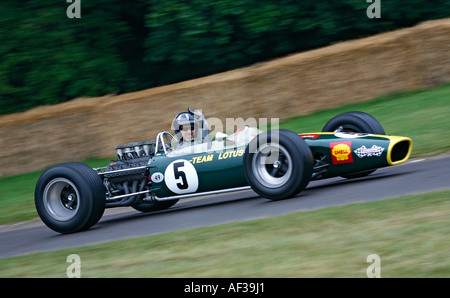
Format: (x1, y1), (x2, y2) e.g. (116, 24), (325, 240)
(164, 159), (199, 194)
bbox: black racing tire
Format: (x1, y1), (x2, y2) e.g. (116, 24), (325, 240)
(243, 129), (314, 200)
(322, 111), (385, 178)
(132, 199), (179, 213)
(35, 162), (106, 234)
(322, 111), (385, 135)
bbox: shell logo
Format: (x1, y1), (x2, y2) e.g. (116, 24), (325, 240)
(330, 141), (353, 164)
(333, 144), (351, 160)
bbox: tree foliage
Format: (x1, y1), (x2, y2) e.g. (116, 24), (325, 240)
(1, 0), (448, 114)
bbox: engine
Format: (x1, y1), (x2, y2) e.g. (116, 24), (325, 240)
(103, 140), (156, 207)
(114, 140), (156, 161)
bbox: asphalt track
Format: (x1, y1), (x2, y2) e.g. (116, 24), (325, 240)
(1, 154), (449, 259)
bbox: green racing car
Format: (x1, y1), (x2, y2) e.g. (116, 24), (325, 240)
(35, 108), (412, 233)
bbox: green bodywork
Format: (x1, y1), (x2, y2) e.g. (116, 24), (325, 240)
(148, 146), (248, 198)
(302, 133), (391, 178)
(148, 132), (411, 198)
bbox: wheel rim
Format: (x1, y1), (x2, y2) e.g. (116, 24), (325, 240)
(43, 178), (80, 221)
(252, 143), (293, 188)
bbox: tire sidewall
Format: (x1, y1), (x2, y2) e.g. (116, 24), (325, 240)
(244, 130), (313, 200)
(322, 111), (385, 134)
(35, 163), (99, 233)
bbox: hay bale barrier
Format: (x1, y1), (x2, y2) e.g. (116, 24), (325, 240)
(1, 19), (449, 178)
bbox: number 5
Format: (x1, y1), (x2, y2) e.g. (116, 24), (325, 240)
(173, 162), (188, 190)
(164, 159), (199, 194)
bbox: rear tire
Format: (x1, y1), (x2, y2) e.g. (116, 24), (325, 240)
(35, 162), (106, 234)
(243, 130), (313, 200)
(322, 111), (385, 178)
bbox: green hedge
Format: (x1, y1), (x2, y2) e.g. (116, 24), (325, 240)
(1, 0), (449, 115)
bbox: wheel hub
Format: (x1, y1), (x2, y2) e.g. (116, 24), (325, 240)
(43, 178), (80, 221)
(61, 186), (78, 210)
(252, 143), (293, 188)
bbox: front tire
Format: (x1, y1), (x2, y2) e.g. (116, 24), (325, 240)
(243, 130), (313, 200)
(35, 162), (106, 234)
(322, 111), (385, 134)
(322, 111), (385, 178)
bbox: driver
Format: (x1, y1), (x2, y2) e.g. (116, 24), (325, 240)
(172, 108), (211, 148)
(172, 112), (196, 146)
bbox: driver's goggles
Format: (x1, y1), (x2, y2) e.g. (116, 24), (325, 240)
(180, 125), (195, 131)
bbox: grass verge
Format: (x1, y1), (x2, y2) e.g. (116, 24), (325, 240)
(1, 189), (449, 277)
